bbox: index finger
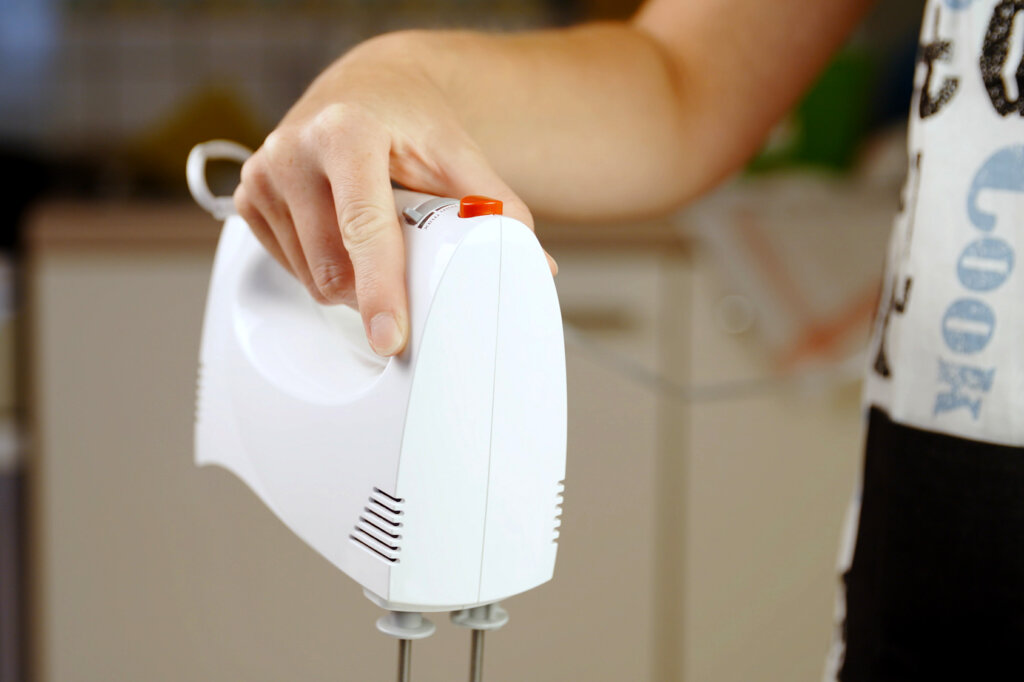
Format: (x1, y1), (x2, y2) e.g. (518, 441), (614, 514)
(315, 117), (409, 357)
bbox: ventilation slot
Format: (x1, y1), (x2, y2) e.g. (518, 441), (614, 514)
(553, 480), (565, 543)
(349, 487), (405, 563)
(194, 362), (206, 423)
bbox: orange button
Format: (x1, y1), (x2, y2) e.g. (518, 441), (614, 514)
(459, 195), (503, 218)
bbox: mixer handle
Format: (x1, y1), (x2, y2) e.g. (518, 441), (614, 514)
(186, 140), (253, 220)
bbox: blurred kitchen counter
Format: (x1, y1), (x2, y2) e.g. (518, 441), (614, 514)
(24, 200), (690, 252)
(25, 199), (862, 682)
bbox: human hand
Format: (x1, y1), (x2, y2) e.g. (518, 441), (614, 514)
(232, 32), (552, 358)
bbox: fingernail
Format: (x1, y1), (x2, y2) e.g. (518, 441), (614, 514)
(369, 312), (404, 356)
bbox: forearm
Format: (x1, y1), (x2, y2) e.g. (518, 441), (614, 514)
(342, 1), (871, 222)
(340, 25), (689, 221)
(405, 25), (690, 221)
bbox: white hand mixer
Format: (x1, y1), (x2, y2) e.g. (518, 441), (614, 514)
(187, 140), (567, 681)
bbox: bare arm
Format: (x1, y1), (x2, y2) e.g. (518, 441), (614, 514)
(234, 0), (873, 355)
(418, 0), (873, 220)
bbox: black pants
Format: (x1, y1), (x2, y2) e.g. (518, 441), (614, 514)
(839, 407), (1024, 680)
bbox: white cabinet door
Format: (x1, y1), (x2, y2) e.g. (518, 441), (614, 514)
(680, 252), (864, 682)
(28, 222), (680, 682)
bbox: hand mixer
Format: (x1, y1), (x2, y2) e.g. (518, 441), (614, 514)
(187, 140), (567, 682)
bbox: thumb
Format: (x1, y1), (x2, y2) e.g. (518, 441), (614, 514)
(417, 144), (558, 276)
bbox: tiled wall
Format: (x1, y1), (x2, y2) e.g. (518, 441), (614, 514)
(4, 0), (562, 148)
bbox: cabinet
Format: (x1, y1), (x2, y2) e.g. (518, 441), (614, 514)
(25, 202), (862, 681)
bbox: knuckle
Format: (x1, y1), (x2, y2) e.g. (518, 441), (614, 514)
(311, 262), (352, 301)
(308, 103), (379, 151)
(260, 129), (296, 167)
(261, 130), (284, 156)
(339, 200), (386, 248)
(239, 155), (271, 193)
(310, 104), (355, 148)
(312, 103), (349, 134)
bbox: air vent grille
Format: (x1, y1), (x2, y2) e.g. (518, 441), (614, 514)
(194, 362), (206, 423)
(350, 487), (405, 563)
(553, 480), (565, 543)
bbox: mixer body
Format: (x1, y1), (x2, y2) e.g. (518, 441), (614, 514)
(195, 186), (567, 612)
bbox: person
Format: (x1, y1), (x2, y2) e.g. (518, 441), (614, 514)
(234, 0), (1024, 679)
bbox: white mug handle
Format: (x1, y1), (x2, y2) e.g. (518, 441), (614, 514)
(186, 140), (253, 220)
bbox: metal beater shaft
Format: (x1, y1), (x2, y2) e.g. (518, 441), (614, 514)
(469, 630), (485, 682)
(397, 639), (412, 682)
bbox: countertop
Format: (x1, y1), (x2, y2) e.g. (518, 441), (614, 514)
(24, 201), (690, 253)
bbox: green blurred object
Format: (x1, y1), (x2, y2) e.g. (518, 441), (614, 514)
(748, 49), (875, 173)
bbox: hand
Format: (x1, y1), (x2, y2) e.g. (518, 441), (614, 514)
(232, 32), (549, 357)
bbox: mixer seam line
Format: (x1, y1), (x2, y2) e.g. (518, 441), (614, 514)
(388, 216), (479, 588)
(476, 220), (502, 603)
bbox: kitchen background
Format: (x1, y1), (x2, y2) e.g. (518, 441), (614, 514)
(2, 1), (926, 681)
